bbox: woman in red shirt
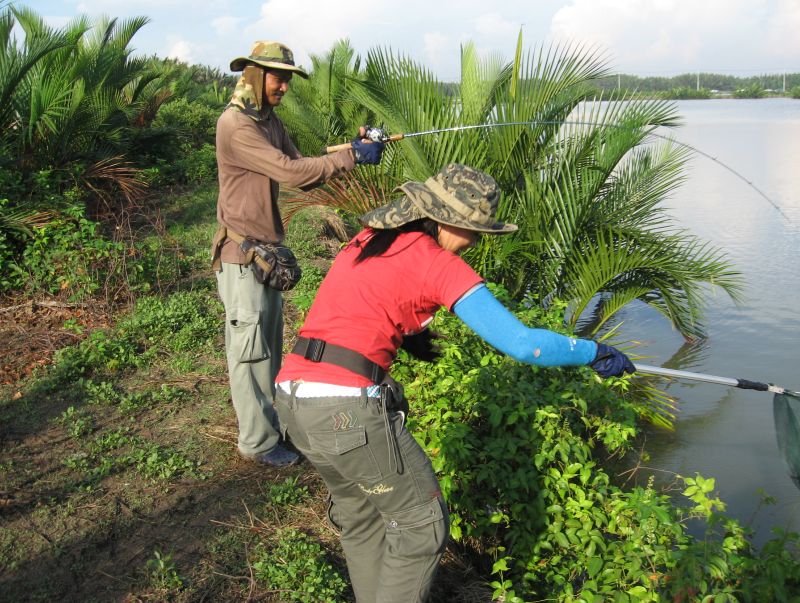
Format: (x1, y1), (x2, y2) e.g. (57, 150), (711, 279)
(274, 164), (634, 603)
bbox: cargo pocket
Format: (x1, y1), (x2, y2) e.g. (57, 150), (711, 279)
(228, 308), (270, 363)
(383, 497), (449, 558)
(307, 426), (382, 482)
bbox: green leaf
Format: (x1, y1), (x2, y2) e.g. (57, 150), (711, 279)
(587, 556), (603, 578)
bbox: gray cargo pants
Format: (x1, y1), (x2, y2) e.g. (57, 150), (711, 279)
(274, 383), (448, 603)
(216, 262), (283, 456)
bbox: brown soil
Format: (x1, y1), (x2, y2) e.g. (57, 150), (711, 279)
(0, 294), (490, 602)
(0, 296), (111, 386)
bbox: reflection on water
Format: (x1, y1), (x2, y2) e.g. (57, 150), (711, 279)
(611, 98), (800, 546)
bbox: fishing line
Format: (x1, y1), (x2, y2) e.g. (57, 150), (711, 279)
(329, 120), (792, 223)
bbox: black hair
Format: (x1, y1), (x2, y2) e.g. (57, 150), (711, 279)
(354, 218), (440, 264)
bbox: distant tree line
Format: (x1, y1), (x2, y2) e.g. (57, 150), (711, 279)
(594, 72), (800, 93)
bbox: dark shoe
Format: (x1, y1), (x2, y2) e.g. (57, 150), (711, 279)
(240, 445), (299, 467)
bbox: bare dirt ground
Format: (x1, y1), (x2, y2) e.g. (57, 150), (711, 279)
(0, 294), (490, 602)
(0, 297), (110, 386)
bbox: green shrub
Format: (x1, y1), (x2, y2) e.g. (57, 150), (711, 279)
(5, 202), (151, 299)
(284, 208), (331, 262)
(252, 528), (349, 602)
(287, 265), (324, 317)
(153, 97), (220, 147)
(130, 99), (219, 185)
(390, 287), (800, 600)
(118, 291), (222, 356)
(174, 142), (218, 184)
(662, 86), (711, 100)
(63, 427), (203, 486)
(146, 550), (184, 591)
(733, 84), (766, 99)
(0, 228), (23, 291)
(790, 86), (800, 99)
(51, 330), (140, 383)
(84, 379), (188, 414)
(138, 142), (217, 186)
(265, 475), (310, 506)
(42, 292), (221, 390)
(20, 205), (124, 297)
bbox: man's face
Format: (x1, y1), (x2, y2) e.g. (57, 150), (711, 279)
(264, 69), (292, 107)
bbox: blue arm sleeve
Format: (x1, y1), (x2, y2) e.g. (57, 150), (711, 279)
(453, 285), (598, 366)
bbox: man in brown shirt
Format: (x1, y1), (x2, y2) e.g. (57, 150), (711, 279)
(213, 41), (384, 466)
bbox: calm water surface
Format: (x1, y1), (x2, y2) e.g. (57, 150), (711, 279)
(614, 98), (800, 545)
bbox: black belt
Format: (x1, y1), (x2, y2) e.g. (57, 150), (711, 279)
(291, 337), (385, 383)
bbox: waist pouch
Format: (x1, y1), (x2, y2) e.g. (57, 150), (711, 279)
(240, 238), (302, 291)
(379, 373), (408, 415)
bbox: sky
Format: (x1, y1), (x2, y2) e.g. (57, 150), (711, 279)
(30, 0), (800, 80)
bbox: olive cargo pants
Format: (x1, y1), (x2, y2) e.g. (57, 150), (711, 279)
(274, 384), (449, 603)
(216, 262), (283, 456)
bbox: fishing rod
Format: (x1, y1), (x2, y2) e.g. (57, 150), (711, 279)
(325, 121), (791, 223)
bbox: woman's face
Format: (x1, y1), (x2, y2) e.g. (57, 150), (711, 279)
(437, 224), (479, 254)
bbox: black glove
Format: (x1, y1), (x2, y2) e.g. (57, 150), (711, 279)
(351, 138), (385, 165)
(400, 329), (442, 362)
(589, 343), (635, 378)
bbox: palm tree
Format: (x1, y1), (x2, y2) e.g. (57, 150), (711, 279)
(282, 33), (740, 341)
(0, 7), (70, 165)
(1, 7), (171, 216)
(469, 96), (742, 339)
(276, 39), (372, 157)
(12, 8), (153, 165)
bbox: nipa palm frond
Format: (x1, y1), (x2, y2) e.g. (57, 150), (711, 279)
(281, 169), (400, 227)
(0, 204), (53, 237)
(79, 155), (148, 211)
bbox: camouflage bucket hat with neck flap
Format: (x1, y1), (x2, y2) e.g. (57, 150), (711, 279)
(227, 42), (308, 120)
(360, 164), (518, 234)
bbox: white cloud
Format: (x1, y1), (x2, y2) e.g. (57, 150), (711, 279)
(423, 31), (452, 74)
(245, 0), (380, 69)
(473, 12), (519, 38)
(211, 16), (243, 36)
(548, 0), (795, 74)
(763, 0), (800, 62)
(76, 0), (194, 10)
(166, 38), (195, 64)
(41, 15), (74, 29)
(39, 0), (800, 78)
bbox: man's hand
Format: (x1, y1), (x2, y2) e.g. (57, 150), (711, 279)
(589, 343), (635, 378)
(351, 126), (385, 165)
(351, 138), (385, 165)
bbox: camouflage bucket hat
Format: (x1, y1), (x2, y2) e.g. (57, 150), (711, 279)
(230, 41), (309, 79)
(360, 164), (518, 234)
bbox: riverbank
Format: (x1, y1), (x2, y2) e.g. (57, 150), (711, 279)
(3, 182), (800, 601)
(0, 185), (493, 602)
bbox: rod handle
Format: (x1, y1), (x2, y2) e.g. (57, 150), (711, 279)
(324, 141), (355, 154)
(323, 134), (405, 155)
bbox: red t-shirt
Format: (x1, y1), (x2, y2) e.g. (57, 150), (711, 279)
(277, 229), (482, 386)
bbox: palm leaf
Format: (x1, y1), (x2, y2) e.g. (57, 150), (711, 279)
(281, 169), (400, 225)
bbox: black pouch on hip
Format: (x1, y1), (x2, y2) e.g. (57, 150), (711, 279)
(380, 374), (409, 415)
(240, 238), (302, 291)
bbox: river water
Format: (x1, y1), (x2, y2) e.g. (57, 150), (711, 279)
(612, 98), (800, 546)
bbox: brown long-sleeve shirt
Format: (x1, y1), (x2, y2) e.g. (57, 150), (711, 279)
(215, 107), (355, 264)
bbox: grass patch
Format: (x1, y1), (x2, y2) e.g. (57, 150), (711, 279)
(5, 183), (796, 601)
(0, 185), (359, 602)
